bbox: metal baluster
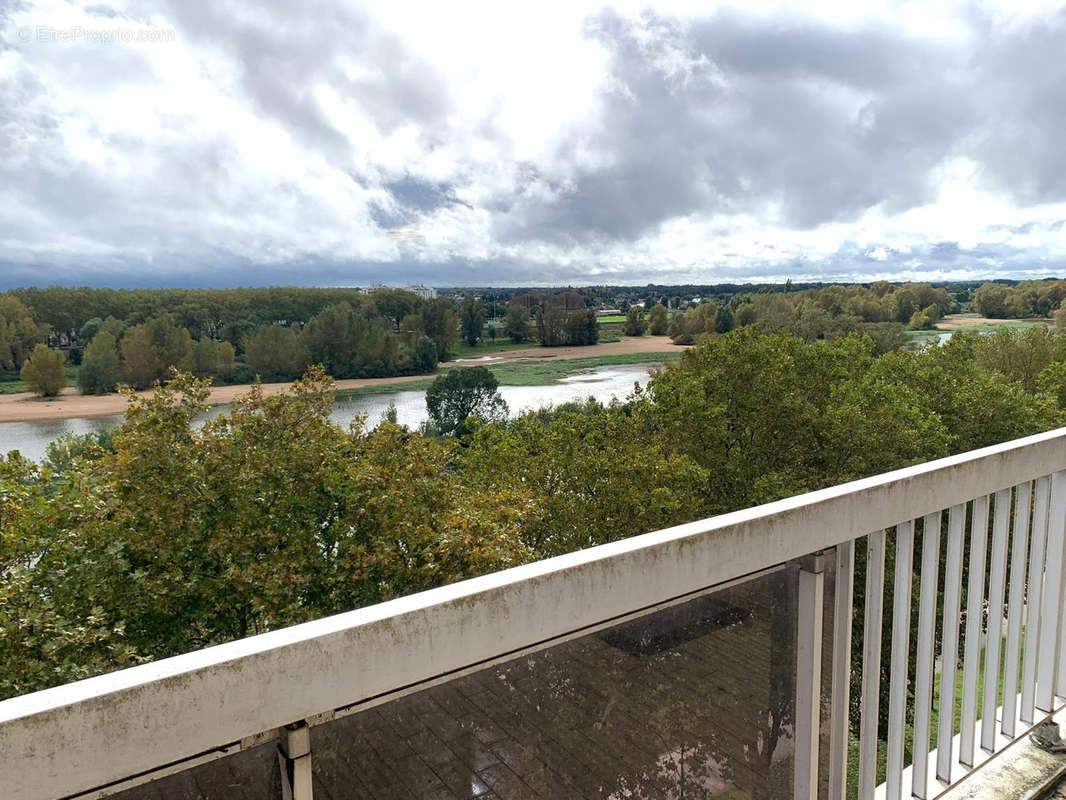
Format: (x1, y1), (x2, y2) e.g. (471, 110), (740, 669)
(912, 512), (942, 799)
(1021, 476), (1050, 724)
(937, 505), (966, 783)
(859, 530), (887, 800)
(1037, 471), (1066, 712)
(960, 495), (989, 766)
(828, 540), (855, 800)
(981, 489), (1011, 752)
(1002, 481), (1032, 737)
(885, 521), (914, 800)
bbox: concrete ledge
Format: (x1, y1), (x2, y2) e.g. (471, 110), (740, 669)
(939, 709), (1066, 800)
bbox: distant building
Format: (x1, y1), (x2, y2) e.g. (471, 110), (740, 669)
(359, 283), (388, 295)
(405, 284), (438, 300)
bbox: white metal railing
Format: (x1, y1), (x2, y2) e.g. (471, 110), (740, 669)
(4, 429), (1066, 800)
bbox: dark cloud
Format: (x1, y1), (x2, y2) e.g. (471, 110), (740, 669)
(496, 9), (983, 244)
(3, 3), (1066, 287)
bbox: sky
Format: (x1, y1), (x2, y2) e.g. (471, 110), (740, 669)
(1, 1), (1066, 289)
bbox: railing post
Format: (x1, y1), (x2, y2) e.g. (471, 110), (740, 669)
(858, 530), (887, 800)
(937, 504), (966, 783)
(960, 495), (990, 766)
(886, 521), (915, 800)
(828, 540), (854, 800)
(1037, 471), (1066, 713)
(279, 723), (314, 800)
(912, 511), (942, 799)
(795, 554), (825, 800)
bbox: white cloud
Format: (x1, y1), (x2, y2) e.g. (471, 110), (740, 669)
(0, 0), (1065, 287)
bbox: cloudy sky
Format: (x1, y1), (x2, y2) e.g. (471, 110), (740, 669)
(2, 0), (1065, 288)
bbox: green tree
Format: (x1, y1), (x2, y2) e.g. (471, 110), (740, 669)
(421, 298), (460, 358)
(412, 335), (438, 373)
(78, 332), (122, 395)
(187, 338), (220, 378)
(425, 366), (508, 436)
(715, 304), (735, 334)
(19, 344), (67, 397)
(242, 326), (309, 382)
(79, 317), (104, 345)
(973, 283), (1012, 318)
(537, 305), (568, 346)
(504, 302), (530, 343)
(460, 296), (487, 346)
(564, 308), (599, 345)
(118, 325), (158, 390)
(647, 303), (669, 335)
(119, 316), (194, 390)
(0, 296), (45, 372)
(215, 341), (237, 381)
(623, 307), (648, 336)
(908, 304), (939, 330)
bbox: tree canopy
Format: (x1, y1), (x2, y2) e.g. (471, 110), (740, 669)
(4, 325), (1066, 701)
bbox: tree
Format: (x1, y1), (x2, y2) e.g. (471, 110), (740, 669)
(425, 366), (508, 436)
(537, 306), (568, 346)
(215, 341), (237, 381)
(623, 307), (648, 336)
(79, 317), (104, 345)
(119, 325), (158, 390)
(242, 326), (309, 382)
(908, 304), (939, 330)
(564, 308), (599, 345)
(715, 304), (735, 334)
(460, 296), (487, 347)
(421, 298), (460, 358)
(187, 338), (220, 378)
(78, 332), (122, 394)
(973, 283), (1011, 318)
(647, 304), (669, 335)
(20, 344), (67, 397)
(0, 296), (45, 372)
(412, 335), (438, 373)
(504, 302), (530, 343)
(1054, 301), (1066, 332)
(369, 289), (422, 330)
(119, 316), (194, 390)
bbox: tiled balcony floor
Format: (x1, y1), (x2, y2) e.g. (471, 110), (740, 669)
(111, 567), (836, 800)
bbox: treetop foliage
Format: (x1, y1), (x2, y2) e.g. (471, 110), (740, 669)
(4, 325), (1066, 699)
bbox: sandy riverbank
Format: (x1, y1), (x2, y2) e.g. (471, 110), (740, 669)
(0, 336), (685, 424)
(936, 313), (1032, 329)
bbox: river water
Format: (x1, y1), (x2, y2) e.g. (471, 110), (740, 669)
(0, 364), (656, 462)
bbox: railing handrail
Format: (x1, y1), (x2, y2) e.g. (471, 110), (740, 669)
(5, 427), (1066, 800)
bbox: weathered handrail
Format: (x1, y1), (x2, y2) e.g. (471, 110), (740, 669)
(4, 427), (1066, 800)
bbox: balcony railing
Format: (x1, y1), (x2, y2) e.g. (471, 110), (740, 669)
(4, 429), (1066, 799)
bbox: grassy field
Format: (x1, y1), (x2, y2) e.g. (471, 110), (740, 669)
(0, 366), (79, 394)
(904, 316), (1048, 347)
(596, 315), (628, 324)
(449, 339), (530, 358)
(486, 351), (676, 386)
(331, 351), (678, 402)
(939, 320), (1045, 334)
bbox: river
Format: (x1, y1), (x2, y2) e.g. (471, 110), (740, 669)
(0, 364), (656, 462)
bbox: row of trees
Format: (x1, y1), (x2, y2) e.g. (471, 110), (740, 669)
(5, 325), (1066, 699)
(622, 304), (670, 336)
(0, 296), (48, 374)
(973, 280), (1066, 319)
(664, 284), (952, 349)
(4, 286), (453, 357)
(14, 296), (457, 396)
